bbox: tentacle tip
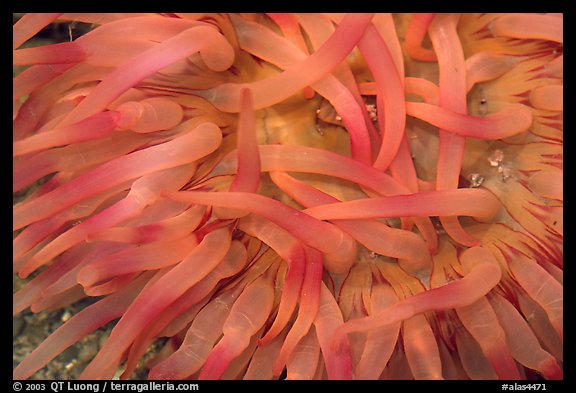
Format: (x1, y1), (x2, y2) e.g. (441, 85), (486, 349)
(76, 267), (98, 288)
(12, 368), (27, 381)
(18, 264), (34, 279)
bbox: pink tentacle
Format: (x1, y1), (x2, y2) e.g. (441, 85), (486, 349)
(148, 285), (242, 380)
(285, 326), (321, 380)
(509, 254), (563, 340)
(77, 234), (198, 288)
(13, 111), (121, 157)
(87, 204), (206, 244)
(198, 274), (275, 379)
(19, 164), (195, 277)
(13, 273), (149, 380)
(79, 227), (232, 379)
(404, 13), (437, 62)
(304, 188), (502, 222)
(313, 283), (353, 380)
(13, 121), (221, 231)
(358, 24), (406, 171)
(405, 102), (533, 140)
(354, 283), (400, 379)
(402, 314), (444, 379)
(489, 293), (563, 380)
(272, 246), (322, 375)
(239, 215), (305, 346)
(124, 241), (248, 379)
(455, 297), (521, 379)
(490, 13), (563, 43)
(14, 41), (85, 65)
(13, 13), (64, 49)
(429, 13), (481, 248)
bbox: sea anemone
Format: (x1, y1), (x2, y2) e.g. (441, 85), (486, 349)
(13, 13), (563, 380)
